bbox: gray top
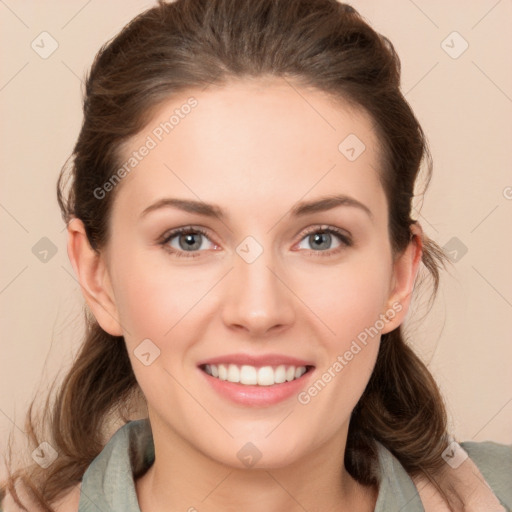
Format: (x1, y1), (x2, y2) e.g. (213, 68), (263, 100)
(77, 418), (512, 512)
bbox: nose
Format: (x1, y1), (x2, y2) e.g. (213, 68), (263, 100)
(220, 243), (296, 338)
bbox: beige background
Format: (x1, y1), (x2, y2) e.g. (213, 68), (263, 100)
(1, 0), (511, 475)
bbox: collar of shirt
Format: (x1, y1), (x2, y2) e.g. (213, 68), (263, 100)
(76, 418), (426, 512)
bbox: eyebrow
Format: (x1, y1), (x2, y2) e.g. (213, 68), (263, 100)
(139, 194), (373, 221)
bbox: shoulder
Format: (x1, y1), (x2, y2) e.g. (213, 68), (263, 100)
(410, 441), (512, 512)
(419, 440), (512, 512)
(460, 440), (512, 506)
(461, 439), (512, 470)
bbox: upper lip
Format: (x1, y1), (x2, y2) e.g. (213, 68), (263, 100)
(197, 353), (315, 368)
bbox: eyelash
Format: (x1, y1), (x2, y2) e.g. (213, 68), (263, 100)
(158, 225), (352, 259)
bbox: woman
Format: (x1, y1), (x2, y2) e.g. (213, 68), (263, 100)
(1, 0), (511, 510)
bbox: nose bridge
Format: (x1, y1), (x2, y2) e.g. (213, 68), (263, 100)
(221, 235), (295, 334)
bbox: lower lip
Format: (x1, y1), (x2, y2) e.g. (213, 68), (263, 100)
(199, 368), (314, 406)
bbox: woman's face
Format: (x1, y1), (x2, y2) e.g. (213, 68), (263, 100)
(89, 77), (417, 468)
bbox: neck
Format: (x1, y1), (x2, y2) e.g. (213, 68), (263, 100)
(135, 417), (378, 512)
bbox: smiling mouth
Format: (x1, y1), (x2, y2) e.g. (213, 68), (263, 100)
(199, 363), (314, 386)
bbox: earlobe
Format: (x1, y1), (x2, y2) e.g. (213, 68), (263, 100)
(66, 217), (124, 336)
(380, 223), (424, 335)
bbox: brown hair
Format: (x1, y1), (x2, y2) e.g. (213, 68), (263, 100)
(1, 0), (450, 509)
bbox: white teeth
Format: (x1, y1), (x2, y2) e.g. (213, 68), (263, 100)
(240, 365), (257, 385)
(227, 364), (240, 383)
(203, 363), (308, 386)
(274, 365), (287, 384)
(257, 366), (274, 386)
(218, 364), (228, 380)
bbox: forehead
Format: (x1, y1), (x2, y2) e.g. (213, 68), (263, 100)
(112, 77), (386, 222)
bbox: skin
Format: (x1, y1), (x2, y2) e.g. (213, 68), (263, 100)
(64, 77), (503, 512)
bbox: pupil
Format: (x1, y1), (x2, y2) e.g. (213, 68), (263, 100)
(181, 233), (201, 250)
(312, 232), (330, 250)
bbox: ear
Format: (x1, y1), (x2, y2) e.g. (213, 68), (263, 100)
(380, 222), (424, 334)
(66, 217), (123, 336)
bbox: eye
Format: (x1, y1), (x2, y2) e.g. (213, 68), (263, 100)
(159, 226), (218, 258)
(159, 225), (352, 259)
(295, 225), (352, 256)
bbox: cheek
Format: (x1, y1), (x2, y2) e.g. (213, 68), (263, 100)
(294, 263), (389, 432)
(112, 236), (393, 355)
(110, 250), (212, 400)
(296, 251), (392, 346)
(292, 249), (391, 410)
(110, 248), (213, 344)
